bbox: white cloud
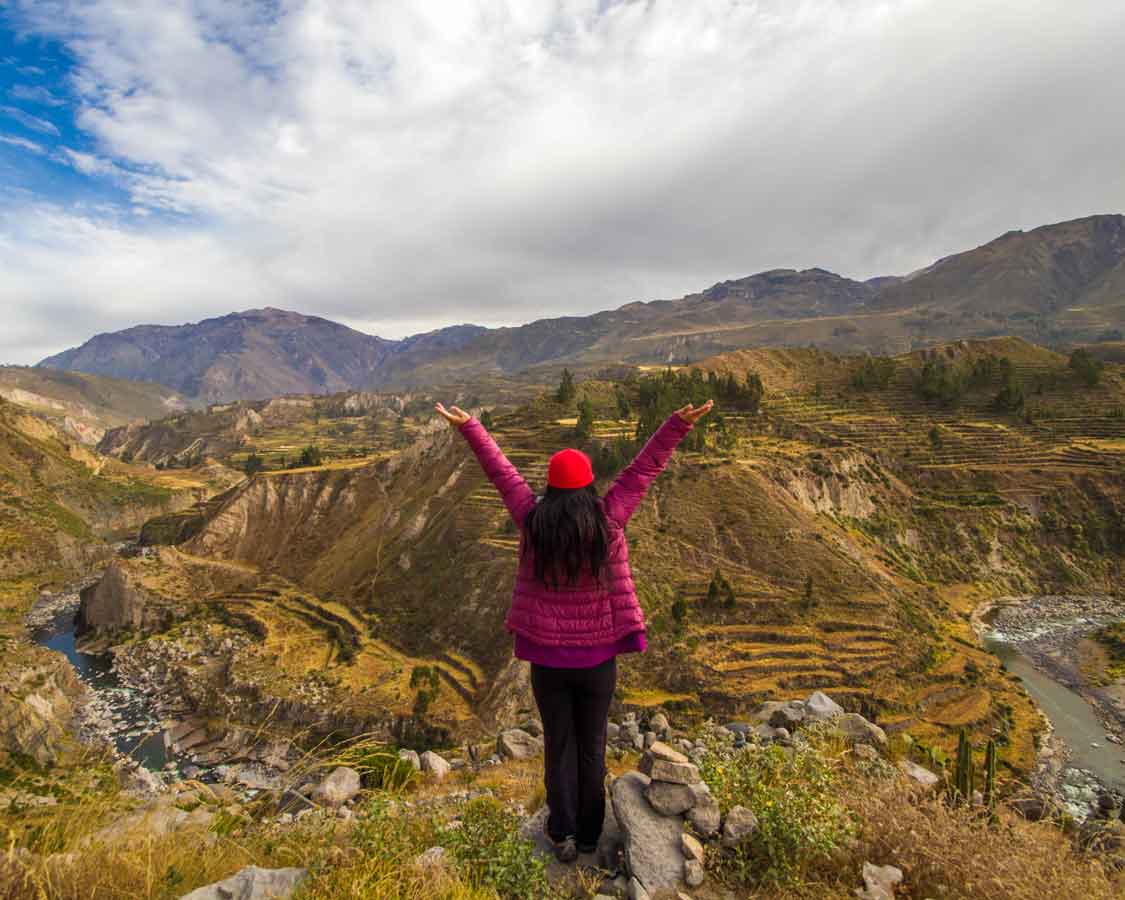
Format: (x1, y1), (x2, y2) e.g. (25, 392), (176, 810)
(0, 134), (46, 154)
(0, 104), (60, 135)
(2, 0), (1125, 365)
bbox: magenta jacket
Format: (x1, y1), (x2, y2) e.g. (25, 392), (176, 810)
(458, 412), (693, 647)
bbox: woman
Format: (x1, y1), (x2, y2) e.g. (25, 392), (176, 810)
(435, 396), (712, 863)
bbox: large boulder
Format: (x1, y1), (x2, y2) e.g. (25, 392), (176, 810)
(835, 713), (887, 748)
(420, 751), (451, 780)
(804, 691), (844, 722)
(311, 767), (361, 807)
(179, 866), (307, 900)
(497, 728), (544, 761)
(768, 705), (806, 730)
(611, 772), (685, 894)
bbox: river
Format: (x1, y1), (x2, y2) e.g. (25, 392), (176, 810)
(27, 586), (170, 772)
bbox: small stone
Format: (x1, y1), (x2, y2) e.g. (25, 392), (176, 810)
(898, 760), (939, 789)
(649, 712), (670, 736)
(497, 728), (544, 761)
(855, 861), (903, 900)
(398, 749), (421, 771)
(639, 753), (700, 785)
(607, 723), (621, 742)
(648, 741), (689, 764)
(721, 805), (758, 847)
(681, 832), (704, 864)
(413, 846), (449, 874)
(311, 767), (361, 808)
(645, 780), (697, 816)
(769, 705), (805, 730)
(684, 858), (705, 888)
(686, 785), (721, 837)
(420, 751), (451, 781)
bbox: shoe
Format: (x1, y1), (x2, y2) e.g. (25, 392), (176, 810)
(554, 835), (578, 863)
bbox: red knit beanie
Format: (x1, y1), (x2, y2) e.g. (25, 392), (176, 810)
(547, 448), (594, 489)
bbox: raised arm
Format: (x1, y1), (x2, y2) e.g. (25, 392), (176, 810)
(602, 409), (699, 528)
(454, 415), (537, 527)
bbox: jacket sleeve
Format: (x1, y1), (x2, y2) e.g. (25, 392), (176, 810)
(602, 413), (693, 528)
(457, 417), (537, 527)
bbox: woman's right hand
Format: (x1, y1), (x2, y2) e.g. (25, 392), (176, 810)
(675, 399), (713, 424)
(435, 402), (471, 428)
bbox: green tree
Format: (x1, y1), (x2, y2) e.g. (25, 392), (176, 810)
(556, 368), (576, 404)
(615, 387), (631, 420)
(297, 445), (323, 467)
(993, 374), (1025, 413)
(1069, 348), (1104, 387)
(575, 398), (595, 441)
(671, 595), (688, 628)
(849, 356), (896, 391)
(243, 452), (264, 477)
(928, 424), (943, 449)
(801, 575), (815, 612)
(916, 356), (964, 406)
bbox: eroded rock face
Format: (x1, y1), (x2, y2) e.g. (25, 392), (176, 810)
(0, 648), (84, 765)
(76, 561), (175, 644)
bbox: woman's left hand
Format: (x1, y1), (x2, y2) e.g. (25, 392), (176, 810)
(435, 402), (471, 428)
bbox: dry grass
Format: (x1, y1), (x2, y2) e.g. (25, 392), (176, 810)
(844, 777), (1123, 900)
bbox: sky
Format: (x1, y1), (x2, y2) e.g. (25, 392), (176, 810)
(1, 0), (1124, 365)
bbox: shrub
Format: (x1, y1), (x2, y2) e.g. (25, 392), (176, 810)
(849, 356), (896, 391)
(439, 797), (550, 899)
(555, 368), (576, 404)
(1069, 348), (1104, 387)
(699, 741), (856, 886)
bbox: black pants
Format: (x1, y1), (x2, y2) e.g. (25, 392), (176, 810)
(530, 657), (617, 846)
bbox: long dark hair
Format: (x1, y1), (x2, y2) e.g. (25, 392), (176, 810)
(522, 485), (610, 589)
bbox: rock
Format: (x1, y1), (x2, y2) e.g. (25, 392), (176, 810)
(638, 751), (700, 786)
(721, 806), (758, 848)
(607, 723), (621, 742)
(622, 722), (642, 746)
(752, 723), (786, 743)
(751, 701), (786, 724)
(804, 691), (845, 722)
(681, 833), (704, 864)
(611, 772), (685, 894)
(628, 876), (650, 900)
(835, 713), (887, 748)
(398, 749), (421, 771)
(413, 846), (449, 874)
(643, 731), (657, 749)
(420, 751), (451, 780)
(179, 865), (307, 900)
(898, 760), (939, 789)
(521, 719), (543, 737)
(276, 789), (316, 814)
(648, 741), (690, 764)
(769, 705), (805, 730)
(311, 767), (361, 808)
(649, 712), (670, 737)
(686, 783), (721, 837)
(645, 780), (697, 816)
(853, 744), (879, 762)
(855, 861), (903, 900)
(684, 858), (705, 888)
(497, 728), (544, 761)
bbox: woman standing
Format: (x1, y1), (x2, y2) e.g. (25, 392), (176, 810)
(435, 396), (711, 862)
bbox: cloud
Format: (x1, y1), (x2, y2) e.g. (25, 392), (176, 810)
(0, 134), (45, 154)
(2, 0), (1125, 366)
(8, 84), (66, 106)
(0, 104), (60, 135)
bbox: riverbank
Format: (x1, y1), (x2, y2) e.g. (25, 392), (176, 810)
(973, 593), (1125, 820)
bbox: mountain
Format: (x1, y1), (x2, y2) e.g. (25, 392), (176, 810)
(39, 308), (403, 403)
(38, 215), (1125, 400)
(0, 365), (189, 444)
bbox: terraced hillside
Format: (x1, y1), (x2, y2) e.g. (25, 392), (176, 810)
(70, 337), (1123, 779)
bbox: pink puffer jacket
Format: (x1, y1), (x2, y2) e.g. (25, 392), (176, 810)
(458, 413), (693, 646)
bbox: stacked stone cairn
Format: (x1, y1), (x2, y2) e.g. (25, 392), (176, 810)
(609, 740), (718, 899)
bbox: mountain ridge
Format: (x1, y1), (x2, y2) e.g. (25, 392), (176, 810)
(38, 214), (1125, 401)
